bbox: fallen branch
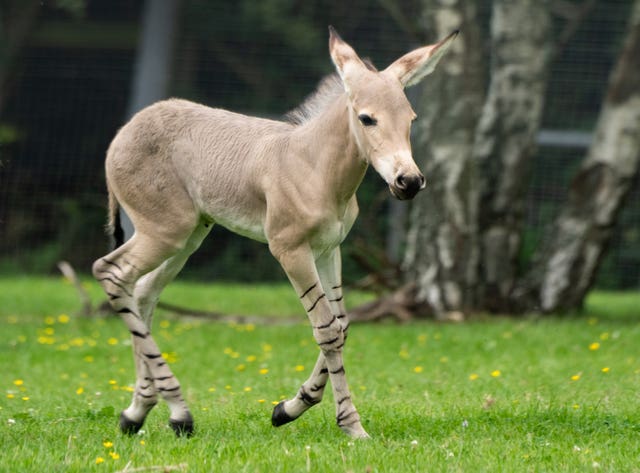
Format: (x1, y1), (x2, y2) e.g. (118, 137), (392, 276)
(57, 261), (94, 317)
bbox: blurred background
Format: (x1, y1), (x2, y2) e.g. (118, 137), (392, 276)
(0, 0), (637, 305)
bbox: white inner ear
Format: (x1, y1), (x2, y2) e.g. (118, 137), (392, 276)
(404, 42), (454, 87)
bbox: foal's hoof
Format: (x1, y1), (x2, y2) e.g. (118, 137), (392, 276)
(119, 412), (144, 435)
(271, 401), (295, 427)
(169, 417), (194, 437)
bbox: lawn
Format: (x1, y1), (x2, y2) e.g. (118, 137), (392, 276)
(1, 276), (640, 472)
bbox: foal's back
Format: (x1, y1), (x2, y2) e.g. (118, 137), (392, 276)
(106, 98), (294, 239)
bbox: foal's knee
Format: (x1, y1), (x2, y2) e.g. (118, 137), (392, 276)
(313, 317), (345, 353)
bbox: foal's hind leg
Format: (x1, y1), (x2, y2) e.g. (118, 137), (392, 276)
(93, 230), (197, 436)
(121, 223), (212, 434)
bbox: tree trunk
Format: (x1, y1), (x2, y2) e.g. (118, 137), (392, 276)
(402, 0), (485, 318)
(518, 0), (640, 312)
(473, 0), (553, 312)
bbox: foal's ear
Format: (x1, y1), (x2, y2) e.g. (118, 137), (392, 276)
(328, 26), (367, 94)
(384, 30), (459, 87)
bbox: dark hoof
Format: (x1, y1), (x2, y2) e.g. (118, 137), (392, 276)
(119, 412), (144, 435)
(169, 417), (194, 437)
(271, 401), (295, 427)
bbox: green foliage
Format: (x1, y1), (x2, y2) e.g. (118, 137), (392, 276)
(1, 277), (640, 471)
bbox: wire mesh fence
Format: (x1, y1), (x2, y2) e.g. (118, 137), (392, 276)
(0, 0), (637, 289)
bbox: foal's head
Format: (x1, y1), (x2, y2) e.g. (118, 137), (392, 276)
(329, 27), (457, 200)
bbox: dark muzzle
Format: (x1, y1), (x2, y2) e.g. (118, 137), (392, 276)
(391, 173), (425, 200)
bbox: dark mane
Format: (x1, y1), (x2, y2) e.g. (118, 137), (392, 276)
(285, 74), (344, 125)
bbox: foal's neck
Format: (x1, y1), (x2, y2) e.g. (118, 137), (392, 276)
(293, 94), (367, 206)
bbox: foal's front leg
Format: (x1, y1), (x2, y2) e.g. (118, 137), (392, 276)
(270, 245), (368, 438)
(271, 249), (351, 425)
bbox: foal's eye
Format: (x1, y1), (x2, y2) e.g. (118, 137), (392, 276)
(358, 114), (377, 127)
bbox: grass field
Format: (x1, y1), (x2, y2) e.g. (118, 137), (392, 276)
(1, 276), (640, 472)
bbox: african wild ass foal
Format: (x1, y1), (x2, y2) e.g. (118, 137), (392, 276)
(93, 27), (457, 438)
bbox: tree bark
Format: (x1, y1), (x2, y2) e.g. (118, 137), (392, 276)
(518, 0), (640, 312)
(473, 0), (553, 311)
(402, 0), (485, 318)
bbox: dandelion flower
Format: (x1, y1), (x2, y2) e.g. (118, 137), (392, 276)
(571, 373), (581, 381)
(13, 379), (24, 386)
(95, 457), (105, 464)
(103, 441), (113, 448)
(294, 365), (305, 372)
(58, 314), (70, 324)
(259, 368), (269, 375)
(107, 338), (118, 346)
(491, 370), (501, 378)
(601, 367), (610, 373)
(21, 396), (29, 401)
(469, 373), (479, 381)
(246, 355), (257, 362)
(413, 366), (423, 373)
(589, 342), (600, 351)
(109, 451), (120, 460)
(76, 387), (84, 395)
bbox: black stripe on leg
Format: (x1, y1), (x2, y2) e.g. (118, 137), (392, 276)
(337, 409), (359, 426)
(337, 396), (351, 405)
(330, 365), (345, 375)
(159, 386), (180, 392)
(144, 353), (162, 359)
(306, 293), (326, 312)
(299, 387), (320, 406)
(155, 375), (174, 381)
(314, 316), (337, 330)
(118, 307), (140, 317)
(300, 283), (317, 299)
(318, 336), (339, 347)
(332, 285), (342, 290)
(98, 277), (132, 297)
(130, 330), (148, 338)
(102, 258), (123, 271)
(329, 295), (344, 302)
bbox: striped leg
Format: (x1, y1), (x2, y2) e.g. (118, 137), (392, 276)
(270, 245), (368, 438)
(92, 231), (197, 436)
(271, 249), (351, 425)
(123, 224), (211, 434)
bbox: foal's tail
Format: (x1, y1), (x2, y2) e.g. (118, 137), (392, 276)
(106, 187), (125, 249)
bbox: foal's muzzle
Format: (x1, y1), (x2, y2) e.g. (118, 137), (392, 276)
(390, 173), (426, 200)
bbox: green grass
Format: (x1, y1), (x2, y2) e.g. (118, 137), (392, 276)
(1, 276), (640, 472)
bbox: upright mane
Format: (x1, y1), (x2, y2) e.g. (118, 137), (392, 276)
(285, 74), (344, 125)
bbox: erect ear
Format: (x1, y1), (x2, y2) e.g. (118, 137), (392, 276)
(328, 26), (368, 94)
(384, 30), (459, 87)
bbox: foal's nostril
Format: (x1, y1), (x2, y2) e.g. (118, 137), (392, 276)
(395, 175), (407, 190)
(419, 174), (426, 188)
